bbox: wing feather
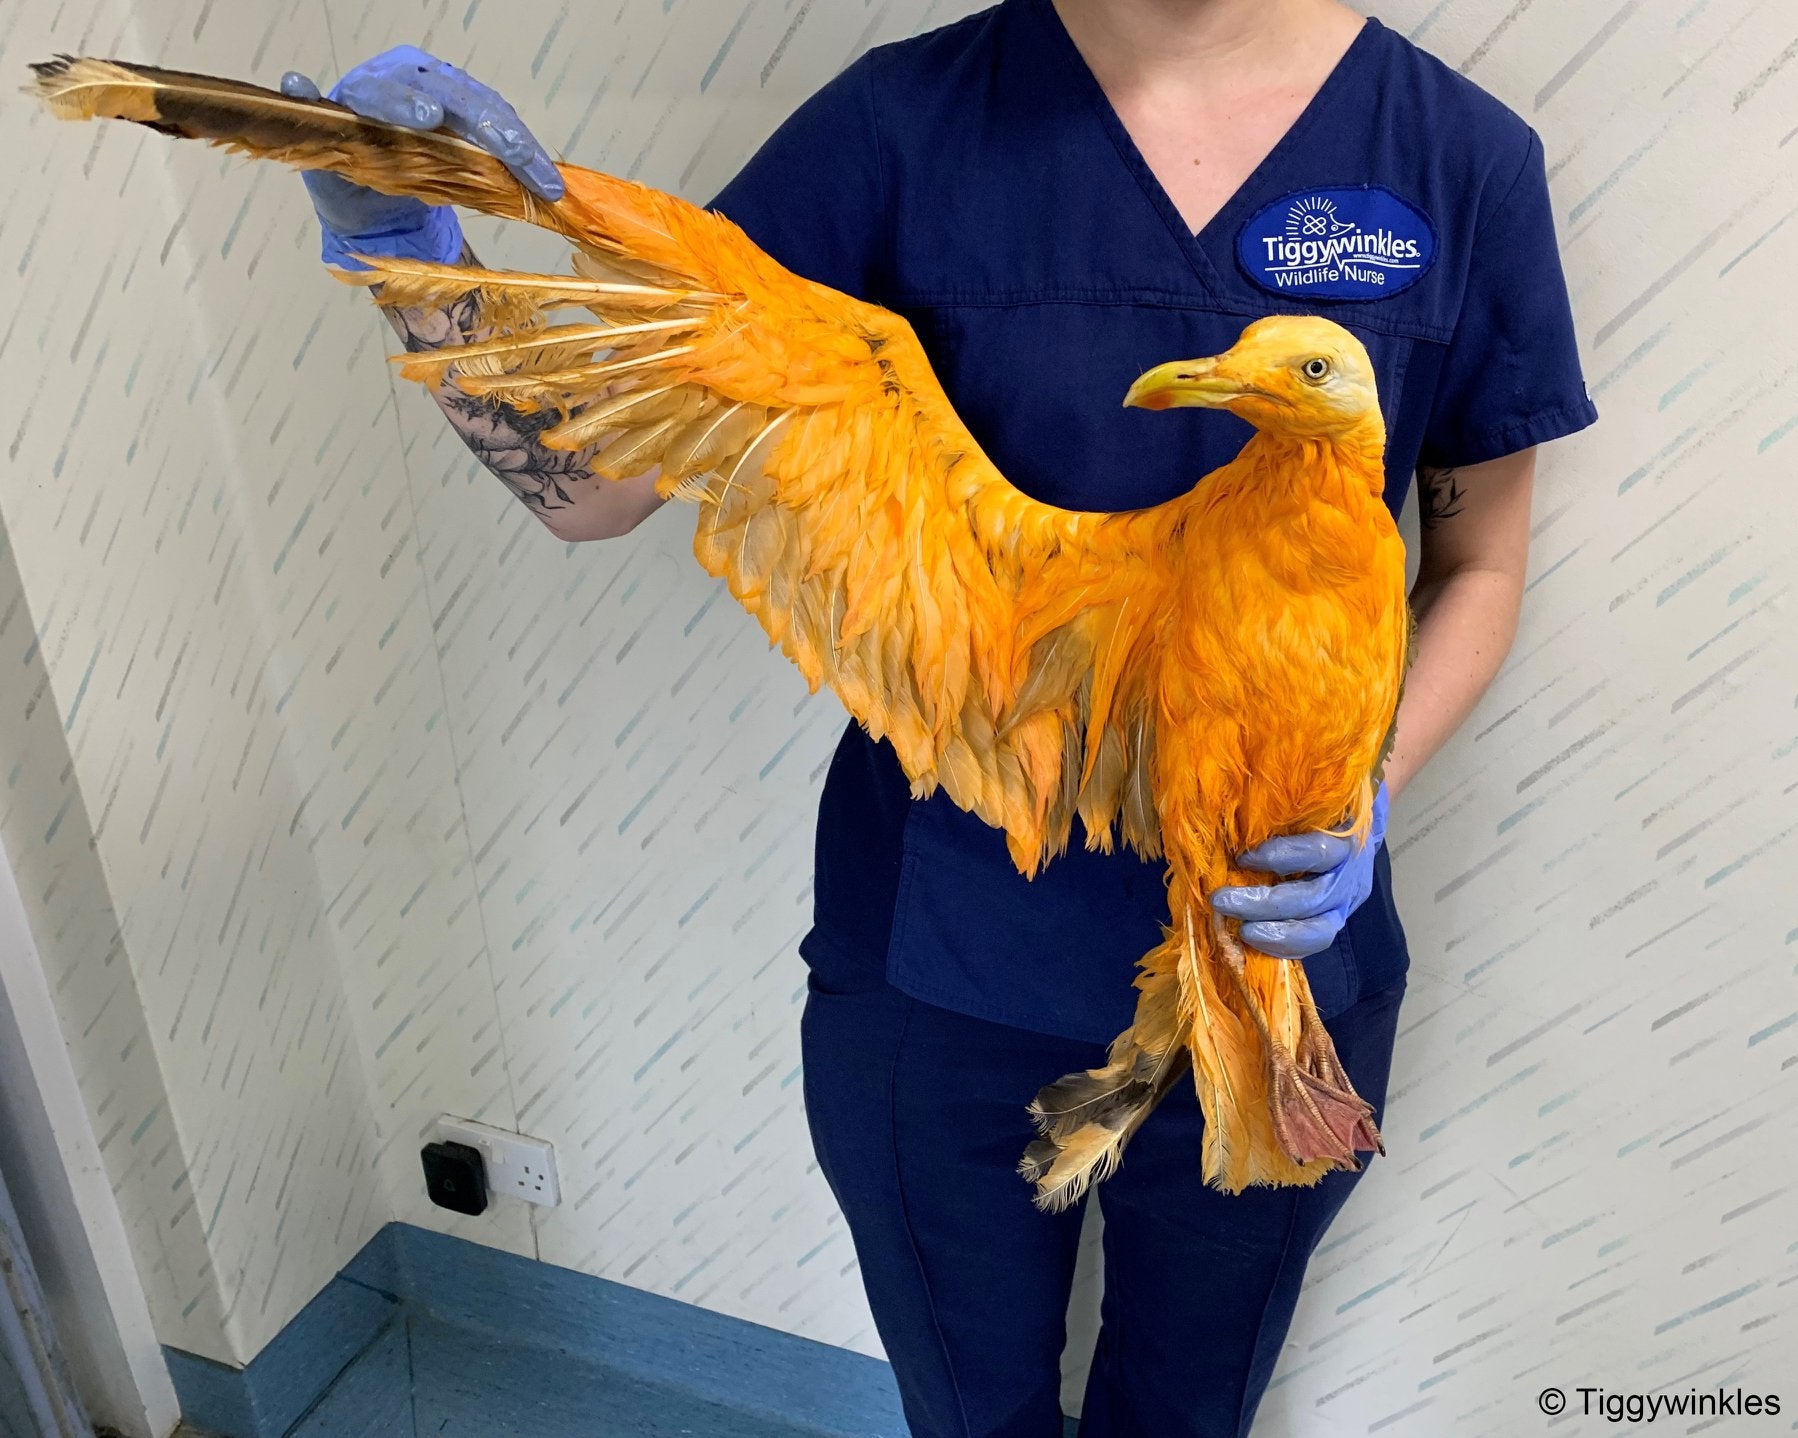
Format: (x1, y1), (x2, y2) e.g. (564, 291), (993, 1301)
(277, 142), (1178, 870)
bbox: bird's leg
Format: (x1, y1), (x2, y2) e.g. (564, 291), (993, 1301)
(1294, 978), (1384, 1157)
(1211, 912), (1365, 1170)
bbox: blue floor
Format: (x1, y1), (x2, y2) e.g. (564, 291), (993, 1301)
(288, 1312), (850, 1437)
(165, 1225), (919, 1437)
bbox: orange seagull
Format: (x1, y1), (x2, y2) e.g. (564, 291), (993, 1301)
(34, 57), (1410, 1203)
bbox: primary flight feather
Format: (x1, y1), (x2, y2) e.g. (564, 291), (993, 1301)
(32, 56), (1411, 1202)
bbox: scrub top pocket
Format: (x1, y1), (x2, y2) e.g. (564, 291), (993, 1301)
(886, 785), (1378, 1038)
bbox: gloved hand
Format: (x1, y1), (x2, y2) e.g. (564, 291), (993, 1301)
(1211, 782), (1389, 960)
(279, 46), (564, 269)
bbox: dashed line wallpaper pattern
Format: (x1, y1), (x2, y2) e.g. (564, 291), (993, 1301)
(0, 0), (1792, 1430)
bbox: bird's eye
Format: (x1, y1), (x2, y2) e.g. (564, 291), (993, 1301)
(1300, 357), (1333, 383)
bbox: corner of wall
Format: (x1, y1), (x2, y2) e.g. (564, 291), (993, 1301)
(0, 529), (231, 1361)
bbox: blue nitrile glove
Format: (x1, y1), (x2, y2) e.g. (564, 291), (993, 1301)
(1211, 782), (1390, 960)
(279, 46), (564, 270)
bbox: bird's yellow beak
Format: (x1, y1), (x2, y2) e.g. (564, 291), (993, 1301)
(1122, 357), (1250, 411)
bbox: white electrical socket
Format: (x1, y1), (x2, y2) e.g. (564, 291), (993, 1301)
(436, 1116), (561, 1208)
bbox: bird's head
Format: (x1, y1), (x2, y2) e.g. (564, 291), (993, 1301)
(1122, 316), (1380, 443)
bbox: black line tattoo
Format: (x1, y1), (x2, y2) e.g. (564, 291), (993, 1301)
(378, 244), (602, 519)
(1419, 466), (1466, 530)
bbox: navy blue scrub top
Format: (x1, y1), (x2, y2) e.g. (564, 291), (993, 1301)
(710, 0), (1597, 1044)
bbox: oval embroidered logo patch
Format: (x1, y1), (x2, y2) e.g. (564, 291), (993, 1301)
(1237, 186), (1437, 301)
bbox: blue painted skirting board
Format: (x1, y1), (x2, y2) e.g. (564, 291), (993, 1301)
(161, 1272), (397, 1438)
(163, 1223), (913, 1438)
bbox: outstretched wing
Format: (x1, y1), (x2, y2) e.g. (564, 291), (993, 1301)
(30, 56), (1176, 876)
(359, 172), (1176, 873)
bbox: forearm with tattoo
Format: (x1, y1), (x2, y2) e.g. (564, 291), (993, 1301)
(1383, 450), (1537, 797)
(378, 243), (603, 520)
(1418, 465), (1466, 529)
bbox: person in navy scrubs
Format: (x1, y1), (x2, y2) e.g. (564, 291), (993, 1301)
(290, 1), (1596, 1432)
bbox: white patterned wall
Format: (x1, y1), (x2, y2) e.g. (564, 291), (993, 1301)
(0, 0), (1793, 1428)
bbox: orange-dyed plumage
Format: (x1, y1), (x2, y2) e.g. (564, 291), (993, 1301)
(34, 57), (1411, 1202)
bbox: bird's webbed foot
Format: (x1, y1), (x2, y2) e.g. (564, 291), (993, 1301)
(1212, 909), (1383, 1169)
(1266, 1044), (1377, 1168)
(1283, 983), (1383, 1163)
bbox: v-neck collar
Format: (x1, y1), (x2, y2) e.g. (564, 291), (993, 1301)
(1028, 0), (1383, 299)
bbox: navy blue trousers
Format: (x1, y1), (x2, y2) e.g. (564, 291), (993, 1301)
(800, 953), (1404, 1438)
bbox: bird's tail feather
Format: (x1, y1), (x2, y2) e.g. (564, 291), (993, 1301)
(1022, 875), (1368, 1205)
(28, 55), (553, 232)
(1020, 961), (1189, 1211)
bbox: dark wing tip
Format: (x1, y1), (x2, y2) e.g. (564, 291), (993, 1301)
(28, 55), (79, 82)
